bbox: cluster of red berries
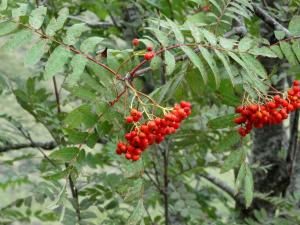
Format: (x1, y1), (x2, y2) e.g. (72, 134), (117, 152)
(116, 101), (192, 161)
(234, 81), (300, 137)
(132, 38), (155, 61)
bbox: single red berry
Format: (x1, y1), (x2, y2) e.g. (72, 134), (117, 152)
(132, 155), (140, 161)
(116, 148), (122, 155)
(144, 51), (155, 61)
(125, 153), (132, 159)
(132, 38), (140, 46)
(294, 80), (299, 86)
(126, 116), (134, 123)
(273, 95), (281, 102)
(147, 46), (153, 51)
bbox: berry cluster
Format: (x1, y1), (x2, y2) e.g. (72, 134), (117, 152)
(116, 101), (192, 161)
(234, 81), (300, 137)
(132, 38), (155, 61)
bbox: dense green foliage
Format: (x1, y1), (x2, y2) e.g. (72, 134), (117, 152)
(1, 0), (300, 224)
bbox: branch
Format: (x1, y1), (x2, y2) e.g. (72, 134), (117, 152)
(252, 3), (291, 38)
(0, 141), (57, 153)
(68, 15), (114, 29)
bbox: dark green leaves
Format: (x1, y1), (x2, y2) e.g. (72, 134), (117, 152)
(207, 114), (236, 129)
(221, 149), (246, 173)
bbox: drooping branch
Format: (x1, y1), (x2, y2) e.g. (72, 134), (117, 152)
(252, 3), (291, 37)
(224, 16), (247, 38)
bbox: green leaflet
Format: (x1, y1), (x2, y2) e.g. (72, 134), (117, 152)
(181, 46), (207, 84)
(25, 39), (49, 65)
(292, 40), (300, 62)
(214, 49), (235, 86)
(0, 21), (18, 36)
(29, 6), (47, 29)
(45, 8), (69, 36)
(44, 46), (72, 80)
(1, 29), (32, 53)
(126, 200), (145, 225)
(244, 164), (254, 208)
(64, 104), (98, 128)
(67, 54), (88, 85)
(164, 50), (176, 75)
(289, 15), (300, 36)
(221, 149), (246, 173)
(63, 23), (88, 45)
(199, 46), (220, 88)
(167, 18), (184, 44)
(207, 114), (236, 129)
(49, 147), (80, 162)
(280, 42), (298, 65)
(0, 0), (7, 11)
(238, 36), (253, 52)
(80, 36), (104, 53)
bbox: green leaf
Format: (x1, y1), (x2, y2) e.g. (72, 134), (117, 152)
(214, 50), (235, 86)
(217, 131), (241, 152)
(236, 163), (246, 191)
(274, 30), (285, 40)
(201, 29), (217, 46)
(12, 3), (28, 18)
(207, 114), (236, 129)
(67, 54), (87, 85)
(240, 53), (267, 79)
(70, 86), (97, 101)
(64, 104), (98, 128)
(270, 45), (283, 59)
(221, 149), (245, 173)
(44, 46), (72, 80)
(289, 16), (300, 36)
(0, 21), (18, 36)
(45, 8), (69, 36)
(151, 28), (169, 46)
(219, 37), (236, 50)
(29, 6), (47, 29)
(80, 36), (104, 54)
(0, 0), (7, 11)
(164, 50), (176, 75)
(1, 29), (32, 53)
(249, 47), (277, 58)
(187, 22), (203, 43)
(181, 46), (207, 84)
(199, 47), (220, 88)
(127, 200), (144, 225)
(280, 42), (298, 65)
(292, 40), (300, 62)
(25, 39), (49, 65)
(167, 18), (184, 44)
(238, 36), (253, 52)
(150, 55), (162, 71)
(49, 147), (80, 162)
(64, 23), (88, 45)
(244, 164), (254, 208)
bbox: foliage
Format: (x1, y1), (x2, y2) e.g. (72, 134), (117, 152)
(0, 0), (300, 225)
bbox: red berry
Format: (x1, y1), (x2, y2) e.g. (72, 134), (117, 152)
(147, 46), (153, 51)
(132, 155), (140, 161)
(125, 153), (132, 159)
(116, 148), (122, 155)
(144, 51), (155, 61)
(273, 95), (281, 102)
(132, 38), (139, 46)
(294, 80), (299, 86)
(126, 116), (134, 123)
